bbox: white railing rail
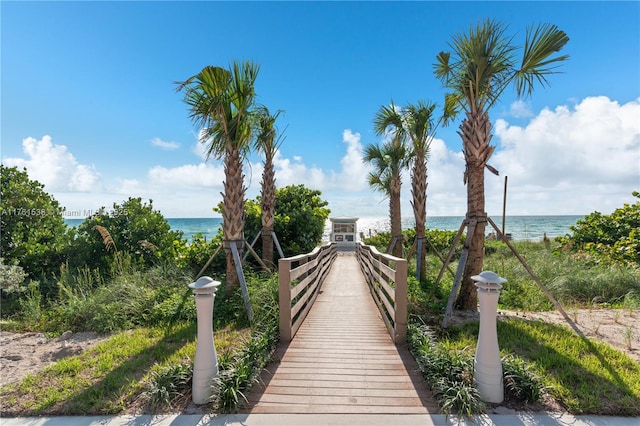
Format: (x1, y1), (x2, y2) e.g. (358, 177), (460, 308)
(278, 243), (338, 341)
(356, 242), (408, 343)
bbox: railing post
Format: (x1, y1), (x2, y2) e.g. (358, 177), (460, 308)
(279, 258), (292, 342)
(394, 258), (408, 344)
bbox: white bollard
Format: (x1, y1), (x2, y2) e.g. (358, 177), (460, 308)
(472, 270), (507, 404)
(189, 276), (221, 405)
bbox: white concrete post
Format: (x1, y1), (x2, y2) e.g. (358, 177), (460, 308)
(188, 276), (221, 405)
(472, 271), (507, 404)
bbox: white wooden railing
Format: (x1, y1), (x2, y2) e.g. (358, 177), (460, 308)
(278, 243), (337, 341)
(356, 242), (408, 343)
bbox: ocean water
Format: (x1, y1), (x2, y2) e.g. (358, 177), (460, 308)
(355, 215), (583, 242)
(65, 215), (583, 243)
(63, 218), (224, 242)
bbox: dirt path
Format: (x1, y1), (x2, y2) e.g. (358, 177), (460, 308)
(499, 308), (640, 363)
(450, 308), (639, 363)
(0, 331), (108, 388)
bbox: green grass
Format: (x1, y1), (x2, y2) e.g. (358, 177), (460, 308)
(0, 324), (250, 415)
(441, 318), (640, 415)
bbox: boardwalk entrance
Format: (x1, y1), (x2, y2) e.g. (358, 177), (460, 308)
(245, 252), (438, 414)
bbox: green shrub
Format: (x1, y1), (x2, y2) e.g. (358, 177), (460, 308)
(0, 166), (70, 280)
(67, 197), (183, 273)
(558, 192), (640, 266)
(242, 185), (331, 258)
(173, 233), (225, 277)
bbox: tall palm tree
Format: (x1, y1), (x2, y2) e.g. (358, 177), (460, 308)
(176, 61), (260, 290)
(363, 141), (409, 258)
(403, 101), (438, 281)
(253, 106), (285, 270)
(434, 19), (569, 309)
(372, 102), (408, 258)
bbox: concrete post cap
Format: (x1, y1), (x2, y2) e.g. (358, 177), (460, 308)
(189, 276), (222, 293)
(471, 271), (507, 284)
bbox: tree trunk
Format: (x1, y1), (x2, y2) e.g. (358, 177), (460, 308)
(455, 109), (492, 310)
(390, 171), (403, 258)
(222, 147), (246, 292)
(261, 152), (276, 269)
(411, 151), (428, 281)
(456, 162), (486, 310)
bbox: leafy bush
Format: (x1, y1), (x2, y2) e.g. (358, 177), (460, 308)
(558, 192), (640, 266)
(173, 233), (225, 277)
(502, 354), (546, 403)
(243, 185), (330, 257)
(0, 258), (27, 295)
(67, 197), (183, 273)
(0, 166), (70, 280)
(408, 324), (483, 415)
(363, 228), (463, 258)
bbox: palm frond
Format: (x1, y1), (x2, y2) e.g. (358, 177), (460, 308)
(516, 23), (570, 97)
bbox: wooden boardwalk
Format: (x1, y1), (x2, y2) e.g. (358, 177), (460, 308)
(245, 252), (438, 414)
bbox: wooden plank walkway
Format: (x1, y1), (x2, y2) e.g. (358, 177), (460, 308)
(244, 252), (439, 414)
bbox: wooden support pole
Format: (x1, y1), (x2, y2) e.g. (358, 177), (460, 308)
(230, 242), (254, 323)
(486, 217), (583, 337)
(435, 220), (467, 286)
(195, 243), (224, 280)
(442, 218), (477, 329)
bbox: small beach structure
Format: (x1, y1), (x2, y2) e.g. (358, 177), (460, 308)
(329, 216), (359, 250)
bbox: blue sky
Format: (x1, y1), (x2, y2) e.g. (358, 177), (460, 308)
(2, 1), (639, 219)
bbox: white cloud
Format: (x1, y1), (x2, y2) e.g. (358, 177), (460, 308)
(3, 135), (102, 192)
(489, 96), (640, 214)
(148, 163), (225, 189)
(507, 100), (534, 118)
(272, 151), (328, 189)
(9, 96), (636, 219)
(151, 137), (180, 150)
(339, 129), (369, 191)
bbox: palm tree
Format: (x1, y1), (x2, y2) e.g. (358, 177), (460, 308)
(372, 102), (408, 258)
(176, 61), (260, 291)
(403, 101), (438, 281)
(363, 140), (409, 258)
(434, 19), (569, 309)
(253, 106), (285, 270)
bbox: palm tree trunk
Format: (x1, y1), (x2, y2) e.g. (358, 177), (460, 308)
(455, 110), (491, 310)
(223, 147), (246, 291)
(390, 172), (403, 258)
(260, 153), (276, 269)
(412, 152), (428, 281)
(456, 162), (486, 310)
